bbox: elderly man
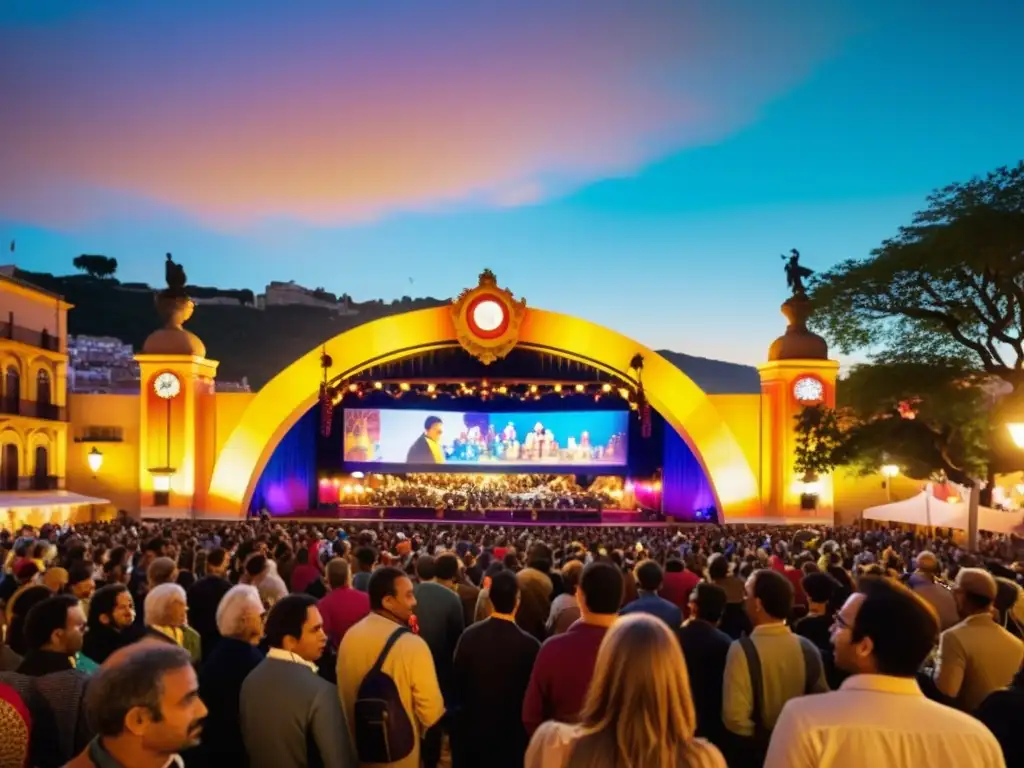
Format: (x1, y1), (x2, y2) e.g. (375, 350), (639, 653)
(191, 585), (266, 768)
(907, 551), (959, 630)
(143, 583), (202, 663)
(933, 568), (1024, 712)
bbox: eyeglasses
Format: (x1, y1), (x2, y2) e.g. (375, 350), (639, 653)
(832, 613), (852, 631)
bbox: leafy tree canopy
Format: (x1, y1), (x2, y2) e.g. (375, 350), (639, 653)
(809, 162), (1024, 387)
(72, 254), (118, 279)
(834, 361), (990, 486)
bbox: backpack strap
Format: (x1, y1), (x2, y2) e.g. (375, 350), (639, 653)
(738, 636), (768, 744)
(798, 638), (822, 694)
(370, 627), (410, 675)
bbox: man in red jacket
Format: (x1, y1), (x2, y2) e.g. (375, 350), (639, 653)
(317, 558), (370, 650)
(661, 557), (701, 618)
(522, 562), (623, 735)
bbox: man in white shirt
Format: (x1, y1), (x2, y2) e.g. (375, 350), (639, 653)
(765, 577), (1005, 768)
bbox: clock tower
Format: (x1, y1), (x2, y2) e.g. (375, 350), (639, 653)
(757, 291), (839, 520)
(136, 257), (219, 517)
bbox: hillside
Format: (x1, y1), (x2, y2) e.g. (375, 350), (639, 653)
(15, 270), (447, 387)
(15, 270), (759, 394)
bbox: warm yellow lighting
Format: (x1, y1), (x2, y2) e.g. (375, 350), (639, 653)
(618, 387), (630, 399)
(553, 384), (562, 393)
(529, 384), (538, 394)
(497, 386), (507, 394)
(652, 481), (662, 492)
(800, 476), (822, 496)
(354, 484), (364, 494)
(881, 464), (900, 479)
(348, 383), (358, 392)
(1008, 423), (1024, 448)
(151, 472), (173, 493)
(208, 303), (759, 521)
(399, 382), (410, 391)
(602, 383), (612, 393)
(575, 383), (585, 392)
(87, 447), (103, 474)
(343, 484), (353, 494)
(1016, 484), (1024, 495)
(426, 383), (436, 393)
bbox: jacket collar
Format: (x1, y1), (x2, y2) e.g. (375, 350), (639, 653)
(839, 674), (922, 696)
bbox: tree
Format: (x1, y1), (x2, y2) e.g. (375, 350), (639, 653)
(72, 254), (118, 279)
(809, 163), (1024, 388)
(793, 405), (844, 478)
(833, 361), (990, 486)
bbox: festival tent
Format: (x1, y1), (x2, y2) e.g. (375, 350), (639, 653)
(863, 491), (1024, 534)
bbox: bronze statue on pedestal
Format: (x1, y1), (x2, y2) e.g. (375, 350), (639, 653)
(782, 249), (814, 298)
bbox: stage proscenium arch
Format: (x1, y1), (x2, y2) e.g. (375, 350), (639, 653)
(206, 304), (760, 520)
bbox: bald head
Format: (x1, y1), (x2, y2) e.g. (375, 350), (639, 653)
(915, 551), (940, 574)
(326, 558), (350, 590)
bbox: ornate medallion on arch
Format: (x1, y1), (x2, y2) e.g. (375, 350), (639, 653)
(450, 269), (527, 364)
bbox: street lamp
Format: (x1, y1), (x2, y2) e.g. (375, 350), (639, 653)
(799, 471), (821, 510)
(881, 464), (900, 502)
(87, 447), (103, 476)
(1008, 423), (1024, 449)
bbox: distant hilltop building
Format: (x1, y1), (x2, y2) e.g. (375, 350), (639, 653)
(258, 280), (358, 314)
(68, 334), (251, 393)
(216, 376), (252, 393)
(68, 334), (140, 393)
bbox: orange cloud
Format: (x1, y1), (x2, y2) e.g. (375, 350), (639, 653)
(0, 2), (843, 229)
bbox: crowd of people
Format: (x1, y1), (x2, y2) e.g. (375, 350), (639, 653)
(0, 516), (1022, 767)
(332, 474), (626, 512)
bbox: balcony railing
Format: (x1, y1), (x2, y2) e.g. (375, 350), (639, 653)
(31, 475), (60, 491)
(0, 398), (67, 421)
(0, 321), (61, 352)
(0, 475), (63, 492)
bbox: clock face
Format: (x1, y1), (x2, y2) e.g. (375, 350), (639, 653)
(793, 376), (824, 404)
(154, 372), (181, 399)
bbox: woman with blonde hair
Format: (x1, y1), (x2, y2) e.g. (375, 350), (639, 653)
(526, 613), (725, 768)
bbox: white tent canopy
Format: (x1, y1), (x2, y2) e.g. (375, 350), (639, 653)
(0, 490), (110, 511)
(863, 490), (1024, 534)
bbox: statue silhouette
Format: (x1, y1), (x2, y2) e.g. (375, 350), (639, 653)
(164, 253), (187, 295)
(782, 249), (813, 298)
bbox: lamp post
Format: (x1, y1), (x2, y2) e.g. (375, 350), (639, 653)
(881, 464), (900, 502)
(87, 447), (103, 478)
(799, 471), (821, 511)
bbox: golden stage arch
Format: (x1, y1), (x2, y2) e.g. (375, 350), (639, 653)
(206, 306), (760, 519)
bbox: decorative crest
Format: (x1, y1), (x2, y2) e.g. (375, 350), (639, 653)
(450, 270), (527, 364)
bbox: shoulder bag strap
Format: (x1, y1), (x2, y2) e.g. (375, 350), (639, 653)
(370, 627), (410, 674)
(798, 638), (820, 693)
(738, 635), (767, 742)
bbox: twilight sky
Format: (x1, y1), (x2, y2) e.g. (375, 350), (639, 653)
(2, 1), (1022, 366)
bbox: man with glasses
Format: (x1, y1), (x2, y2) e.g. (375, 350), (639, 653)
(766, 577), (1005, 767)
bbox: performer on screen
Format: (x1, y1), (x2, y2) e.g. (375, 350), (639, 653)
(406, 415), (446, 464)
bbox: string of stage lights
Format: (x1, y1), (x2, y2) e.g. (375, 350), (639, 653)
(326, 379), (640, 406)
(317, 350), (653, 439)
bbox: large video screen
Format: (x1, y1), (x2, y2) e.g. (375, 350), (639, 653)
(342, 407), (629, 470)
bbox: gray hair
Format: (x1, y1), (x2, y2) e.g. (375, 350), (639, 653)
(144, 583), (187, 626)
(216, 584), (264, 638)
(257, 574), (288, 606)
(147, 557), (177, 586)
(86, 645), (193, 736)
